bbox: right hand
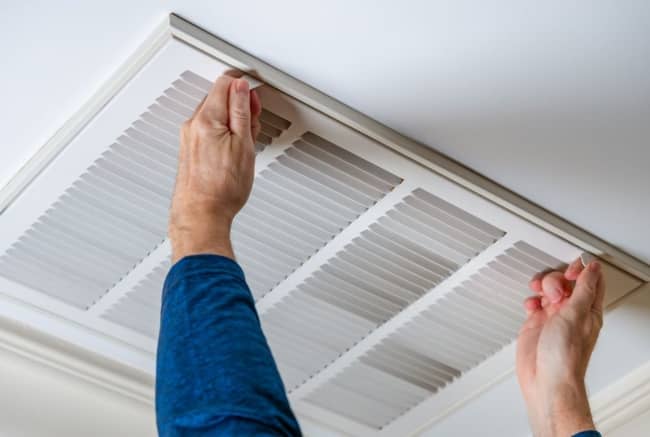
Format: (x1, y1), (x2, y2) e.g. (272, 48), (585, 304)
(168, 74), (262, 263)
(516, 258), (605, 436)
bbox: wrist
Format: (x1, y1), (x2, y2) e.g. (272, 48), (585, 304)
(541, 380), (595, 436)
(169, 219), (234, 263)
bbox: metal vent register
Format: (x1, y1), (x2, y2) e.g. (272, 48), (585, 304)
(0, 15), (641, 437)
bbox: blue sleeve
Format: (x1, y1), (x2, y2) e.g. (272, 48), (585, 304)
(573, 432), (601, 437)
(155, 254), (302, 437)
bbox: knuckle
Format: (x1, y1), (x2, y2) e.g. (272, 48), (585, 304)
(579, 282), (597, 296)
(231, 106), (250, 121)
(192, 116), (215, 136)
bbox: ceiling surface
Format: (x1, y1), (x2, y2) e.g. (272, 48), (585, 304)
(1, 1), (649, 266)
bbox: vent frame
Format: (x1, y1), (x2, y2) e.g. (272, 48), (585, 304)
(168, 13), (649, 282)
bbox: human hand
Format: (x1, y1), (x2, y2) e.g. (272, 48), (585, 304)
(516, 257), (605, 436)
(168, 74), (262, 263)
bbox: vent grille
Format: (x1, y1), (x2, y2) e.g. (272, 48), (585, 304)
(103, 261), (171, 338)
(260, 189), (504, 390)
(0, 72), (299, 308)
(304, 241), (562, 429)
(235, 132), (401, 299)
(99, 132), (400, 333)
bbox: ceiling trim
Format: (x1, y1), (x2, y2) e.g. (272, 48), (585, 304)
(168, 13), (650, 282)
(591, 358), (650, 433)
(0, 314), (154, 405)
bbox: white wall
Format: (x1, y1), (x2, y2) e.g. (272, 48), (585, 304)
(0, 346), (156, 437)
(0, 329), (339, 437)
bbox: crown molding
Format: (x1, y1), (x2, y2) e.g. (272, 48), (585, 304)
(0, 314), (154, 405)
(591, 360), (650, 433)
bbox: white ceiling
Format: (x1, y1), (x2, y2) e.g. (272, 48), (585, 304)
(1, 1), (649, 267)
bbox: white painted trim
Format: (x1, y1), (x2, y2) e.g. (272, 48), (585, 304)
(294, 401), (376, 437)
(0, 314), (154, 405)
(169, 13), (650, 282)
(0, 20), (171, 215)
(591, 360), (650, 433)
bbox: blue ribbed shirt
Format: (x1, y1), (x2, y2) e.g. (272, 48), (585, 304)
(155, 254), (599, 437)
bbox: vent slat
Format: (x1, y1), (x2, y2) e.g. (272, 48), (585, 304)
(148, 103), (186, 126)
(130, 121), (180, 150)
(179, 71), (213, 92)
(156, 95), (193, 119)
(260, 122), (282, 138)
(171, 78), (206, 100)
(140, 112), (179, 137)
(164, 87), (200, 110)
(311, 271), (406, 309)
(301, 132), (401, 186)
(413, 189), (504, 239)
(259, 108), (291, 130)
(276, 155), (375, 207)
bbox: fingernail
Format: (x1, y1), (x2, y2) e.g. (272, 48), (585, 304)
(589, 261), (601, 272)
(549, 287), (563, 303)
(580, 253), (595, 267)
(235, 79), (249, 94)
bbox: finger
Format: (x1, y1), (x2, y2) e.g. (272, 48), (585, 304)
(524, 296), (542, 317)
(223, 69), (244, 79)
(200, 75), (234, 126)
(529, 272), (543, 294)
(228, 78), (252, 141)
(565, 257), (584, 281)
(189, 95), (207, 120)
(570, 261), (602, 312)
(250, 89), (262, 141)
(592, 268), (606, 316)
(541, 270), (571, 304)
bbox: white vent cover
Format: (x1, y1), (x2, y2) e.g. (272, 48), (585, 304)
(0, 15), (642, 437)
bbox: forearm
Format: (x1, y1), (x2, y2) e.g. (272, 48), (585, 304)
(155, 254), (301, 436)
(549, 381), (595, 436)
(527, 380), (597, 437)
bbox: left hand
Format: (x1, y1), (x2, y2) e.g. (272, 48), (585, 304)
(516, 257), (605, 436)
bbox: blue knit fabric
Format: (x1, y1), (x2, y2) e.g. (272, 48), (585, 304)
(155, 254), (301, 436)
(155, 254), (599, 437)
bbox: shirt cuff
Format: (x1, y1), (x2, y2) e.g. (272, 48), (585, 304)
(573, 431), (601, 437)
(163, 254), (245, 301)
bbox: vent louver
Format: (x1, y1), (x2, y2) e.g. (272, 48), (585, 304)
(303, 242), (562, 429)
(259, 188), (503, 391)
(236, 132), (401, 299)
(103, 261), (171, 338)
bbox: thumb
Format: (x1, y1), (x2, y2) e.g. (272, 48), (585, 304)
(228, 78), (252, 141)
(570, 261), (603, 313)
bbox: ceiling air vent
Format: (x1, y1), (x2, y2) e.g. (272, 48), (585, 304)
(0, 14), (644, 437)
